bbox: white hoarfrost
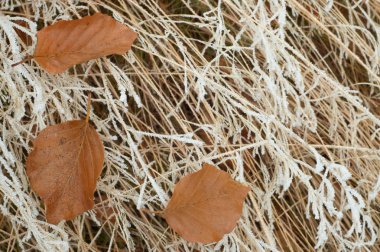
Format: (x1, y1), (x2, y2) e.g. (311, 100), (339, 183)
(0, 0), (379, 251)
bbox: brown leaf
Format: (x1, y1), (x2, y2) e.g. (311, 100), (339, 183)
(14, 20), (32, 46)
(26, 111), (104, 224)
(34, 13), (137, 73)
(158, 1), (170, 13)
(163, 163), (249, 244)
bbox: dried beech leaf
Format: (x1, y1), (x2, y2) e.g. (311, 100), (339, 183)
(34, 13), (137, 73)
(26, 119), (104, 224)
(14, 20), (32, 46)
(163, 163), (250, 244)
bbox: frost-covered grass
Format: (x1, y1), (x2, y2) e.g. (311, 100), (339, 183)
(1, 0), (380, 251)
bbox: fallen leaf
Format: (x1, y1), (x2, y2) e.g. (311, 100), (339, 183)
(26, 95), (104, 224)
(14, 20), (32, 46)
(163, 163), (250, 244)
(158, 1), (170, 13)
(33, 13), (137, 73)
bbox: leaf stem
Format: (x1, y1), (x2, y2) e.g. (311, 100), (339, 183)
(85, 93), (92, 123)
(11, 55), (33, 67)
(140, 208), (164, 216)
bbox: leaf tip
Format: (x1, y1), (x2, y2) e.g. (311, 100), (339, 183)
(85, 93), (92, 123)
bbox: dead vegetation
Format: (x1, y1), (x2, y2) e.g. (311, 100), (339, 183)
(0, 0), (380, 251)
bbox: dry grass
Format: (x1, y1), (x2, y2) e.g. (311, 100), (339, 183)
(1, 0), (380, 251)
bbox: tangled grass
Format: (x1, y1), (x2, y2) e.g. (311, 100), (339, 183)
(1, 0), (380, 251)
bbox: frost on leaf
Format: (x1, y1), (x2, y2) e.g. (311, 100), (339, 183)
(163, 163), (250, 244)
(26, 97), (104, 224)
(33, 13), (137, 73)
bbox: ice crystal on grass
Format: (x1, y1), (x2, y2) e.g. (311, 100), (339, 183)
(1, 0), (380, 251)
